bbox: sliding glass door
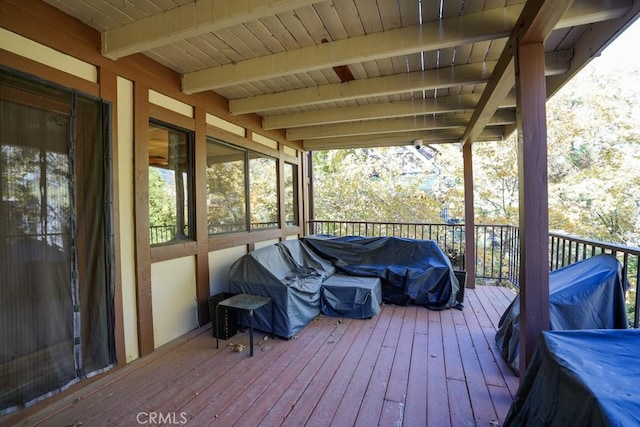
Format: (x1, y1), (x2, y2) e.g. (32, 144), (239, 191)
(0, 69), (115, 414)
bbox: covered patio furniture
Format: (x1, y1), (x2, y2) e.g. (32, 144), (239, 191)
(229, 241), (330, 339)
(320, 274), (382, 319)
(504, 329), (640, 426)
(302, 235), (460, 310)
(495, 254), (629, 374)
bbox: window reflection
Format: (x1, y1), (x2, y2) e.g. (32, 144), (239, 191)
(284, 162), (298, 226)
(206, 140), (247, 234)
(148, 122), (192, 245)
(249, 153), (278, 230)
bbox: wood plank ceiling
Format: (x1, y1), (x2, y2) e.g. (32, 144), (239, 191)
(44, 0), (639, 150)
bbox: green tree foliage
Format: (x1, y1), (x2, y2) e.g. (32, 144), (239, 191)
(472, 138), (519, 224)
(313, 146), (463, 223)
(1, 146), (71, 236)
(148, 167), (177, 228)
(249, 155), (278, 226)
(206, 157), (246, 231)
(546, 61), (640, 246)
(468, 61), (640, 247)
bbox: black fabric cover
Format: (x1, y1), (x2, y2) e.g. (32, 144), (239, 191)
(504, 329), (640, 426)
(0, 73), (115, 414)
(320, 274), (382, 318)
(302, 235), (459, 310)
(229, 240), (335, 338)
(495, 254), (628, 374)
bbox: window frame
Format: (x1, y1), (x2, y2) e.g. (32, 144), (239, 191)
(205, 138), (249, 235)
(147, 119), (195, 246)
(205, 137), (281, 236)
(248, 150), (279, 231)
(284, 161), (299, 227)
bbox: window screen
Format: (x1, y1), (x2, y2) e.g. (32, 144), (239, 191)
(0, 69), (114, 414)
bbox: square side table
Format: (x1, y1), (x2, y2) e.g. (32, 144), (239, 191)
(215, 293), (274, 357)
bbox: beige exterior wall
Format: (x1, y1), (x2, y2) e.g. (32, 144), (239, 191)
(0, 27), (97, 82)
(149, 89), (194, 118)
(255, 239), (281, 249)
(208, 246), (248, 296)
(116, 76), (139, 362)
(151, 257), (198, 348)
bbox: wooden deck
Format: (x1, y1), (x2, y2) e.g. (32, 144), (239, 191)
(7, 285), (519, 427)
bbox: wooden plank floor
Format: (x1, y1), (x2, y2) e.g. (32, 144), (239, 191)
(6, 285), (519, 427)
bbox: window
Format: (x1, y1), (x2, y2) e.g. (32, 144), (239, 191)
(249, 153), (278, 230)
(206, 140), (247, 234)
(284, 162), (298, 226)
(148, 122), (193, 245)
(206, 138), (280, 235)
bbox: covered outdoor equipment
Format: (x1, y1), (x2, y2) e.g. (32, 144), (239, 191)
(302, 235), (459, 310)
(504, 329), (640, 426)
(495, 254), (628, 374)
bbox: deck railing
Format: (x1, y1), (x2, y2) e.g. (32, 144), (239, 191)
(308, 220), (640, 327)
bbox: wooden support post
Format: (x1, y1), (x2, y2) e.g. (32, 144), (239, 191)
(462, 142), (476, 289)
(516, 41), (550, 377)
(133, 82), (154, 356)
(305, 151), (314, 236)
(194, 107), (210, 324)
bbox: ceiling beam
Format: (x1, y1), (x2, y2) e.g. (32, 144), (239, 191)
(303, 128), (505, 151)
(263, 92), (517, 130)
(230, 61), (496, 115)
(287, 110), (516, 141)
(546, 0), (640, 97)
(461, 49), (516, 144)
(101, 0), (328, 60)
(182, 0), (628, 93)
(183, 5), (522, 93)
(230, 50), (571, 115)
(554, 0), (631, 28)
(465, 1), (634, 142)
(462, 0), (577, 144)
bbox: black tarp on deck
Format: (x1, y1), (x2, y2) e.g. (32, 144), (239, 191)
(495, 254), (628, 374)
(302, 235), (459, 310)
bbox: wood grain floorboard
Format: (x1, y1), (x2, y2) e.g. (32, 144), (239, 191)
(3, 286), (518, 427)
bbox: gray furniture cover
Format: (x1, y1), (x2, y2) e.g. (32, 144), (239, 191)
(229, 236), (461, 338)
(229, 240), (333, 339)
(495, 254), (628, 374)
(302, 235), (460, 310)
(320, 274), (382, 319)
(504, 329), (640, 426)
